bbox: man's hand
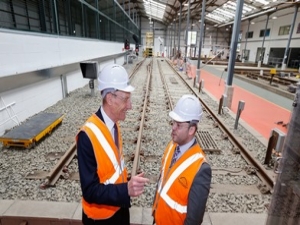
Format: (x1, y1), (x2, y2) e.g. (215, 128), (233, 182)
(128, 172), (149, 197)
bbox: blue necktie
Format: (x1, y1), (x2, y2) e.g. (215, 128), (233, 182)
(113, 124), (119, 149)
(170, 146), (180, 167)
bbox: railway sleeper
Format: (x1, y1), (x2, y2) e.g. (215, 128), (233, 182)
(257, 182), (271, 194)
(244, 165), (258, 175)
(231, 147), (240, 154)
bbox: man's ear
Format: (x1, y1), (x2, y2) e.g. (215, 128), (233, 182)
(106, 93), (113, 106)
(188, 126), (196, 135)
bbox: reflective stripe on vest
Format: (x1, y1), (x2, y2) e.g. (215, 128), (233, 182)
(158, 153), (203, 214)
(157, 143), (174, 191)
(85, 122), (124, 184)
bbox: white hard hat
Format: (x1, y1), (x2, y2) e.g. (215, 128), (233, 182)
(169, 95), (203, 122)
(98, 64), (134, 92)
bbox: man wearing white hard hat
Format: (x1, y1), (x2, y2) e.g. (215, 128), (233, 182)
(76, 64), (149, 225)
(152, 94), (212, 225)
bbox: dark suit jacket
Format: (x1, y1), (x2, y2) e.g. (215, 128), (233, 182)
(185, 162), (211, 225)
(76, 108), (130, 224)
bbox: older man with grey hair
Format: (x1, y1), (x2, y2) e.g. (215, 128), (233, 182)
(76, 64), (149, 225)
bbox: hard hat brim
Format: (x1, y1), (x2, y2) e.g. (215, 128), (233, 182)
(169, 111), (187, 122)
(118, 85), (135, 92)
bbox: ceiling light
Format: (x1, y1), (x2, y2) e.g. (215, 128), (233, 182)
(251, 21), (255, 24)
(218, 7), (276, 28)
(143, 0), (166, 21)
(272, 16), (277, 19)
(255, 0), (269, 5)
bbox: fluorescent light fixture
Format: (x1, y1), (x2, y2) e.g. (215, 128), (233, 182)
(207, 14), (226, 23)
(207, 0), (259, 26)
(143, 0), (166, 21)
(206, 17), (223, 24)
(218, 7), (276, 27)
(254, 0), (269, 5)
(215, 8), (235, 18)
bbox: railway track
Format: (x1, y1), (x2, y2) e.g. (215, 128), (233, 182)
(121, 58), (274, 211)
(41, 57), (274, 211)
(1, 58), (274, 215)
(166, 60), (274, 191)
(25, 60), (147, 189)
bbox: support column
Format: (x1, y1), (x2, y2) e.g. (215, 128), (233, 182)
(224, 85), (234, 108)
(258, 14), (270, 68)
(184, 0), (190, 61)
(242, 19), (251, 63)
(224, 0), (244, 108)
(281, 5), (298, 70)
(266, 83), (300, 225)
(177, 3), (182, 68)
(196, 0), (206, 84)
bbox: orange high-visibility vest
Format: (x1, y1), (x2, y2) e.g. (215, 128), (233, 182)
(77, 114), (127, 220)
(152, 141), (206, 224)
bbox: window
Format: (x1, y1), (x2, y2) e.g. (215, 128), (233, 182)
(0, 0), (140, 42)
(297, 23), (300, 34)
(259, 29), (270, 37)
(279, 25), (291, 35)
(246, 31), (253, 38)
(188, 31), (197, 45)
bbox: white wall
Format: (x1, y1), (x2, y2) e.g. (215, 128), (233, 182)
(0, 30), (126, 136)
(240, 12), (300, 64)
(0, 77), (67, 136)
(0, 29), (126, 77)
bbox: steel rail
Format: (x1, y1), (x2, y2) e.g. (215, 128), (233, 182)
(41, 143), (77, 188)
(166, 59), (274, 190)
(41, 59), (147, 188)
(128, 58), (146, 80)
(131, 60), (153, 177)
(157, 60), (174, 111)
(199, 98), (274, 189)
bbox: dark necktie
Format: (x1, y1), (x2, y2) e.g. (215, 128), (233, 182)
(170, 146), (180, 167)
(113, 124), (119, 149)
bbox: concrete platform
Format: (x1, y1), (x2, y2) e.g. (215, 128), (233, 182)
(130, 208), (268, 225)
(185, 61), (293, 140)
(0, 200), (268, 225)
(209, 212), (267, 225)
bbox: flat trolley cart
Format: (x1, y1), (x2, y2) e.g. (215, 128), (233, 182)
(0, 113), (64, 149)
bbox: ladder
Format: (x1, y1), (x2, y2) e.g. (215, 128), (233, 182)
(0, 96), (20, 128)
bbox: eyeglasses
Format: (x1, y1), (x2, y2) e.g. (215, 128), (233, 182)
(111, 92), (131, 104)
(170, 120), (190, 130)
